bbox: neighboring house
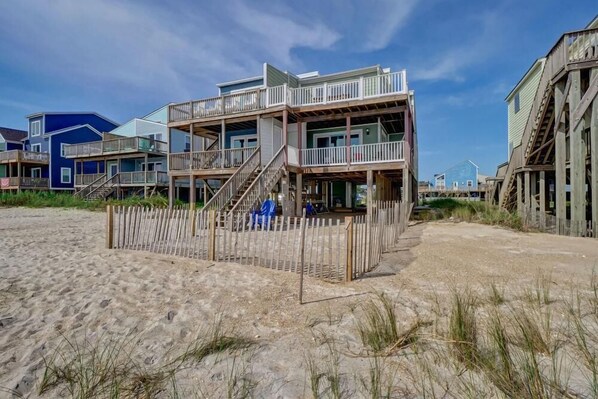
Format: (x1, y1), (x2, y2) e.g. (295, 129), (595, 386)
(433, 160), (479, 190)
(505, 58), (546, 158)
(496, 16), (598, 237)
(63, 106), (189, 199)
(0, 127), (27, 151)
(167, 62), (417, 214)
(21, 112), (119, 192)
(0, 127), (33, 191)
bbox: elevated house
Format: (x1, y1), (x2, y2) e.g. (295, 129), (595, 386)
(166, 63), (417, 215)
(0, 127), (34, 190)
(496, 16), (598, 236)
(63, 105), (189, 200)
(420, 160), (488, 201)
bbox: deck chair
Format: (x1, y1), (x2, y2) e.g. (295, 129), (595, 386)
(251, 199), (277, 229)
(306, 202), (317, 217)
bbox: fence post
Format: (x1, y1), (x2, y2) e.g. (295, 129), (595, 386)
(208, 210), (216, 261)
(298, 211), (307, 304)
(106, 205), (114, 249)
(345, 216), (354, 282)
(190, 206), (196, 237)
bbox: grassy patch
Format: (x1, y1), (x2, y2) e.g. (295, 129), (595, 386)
(0, 191), (188, 210)
(423, 198), (523, 230)
(448, 289), (479, 368)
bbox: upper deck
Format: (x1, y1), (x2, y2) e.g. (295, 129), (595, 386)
(0, 150), (49, 164)
(63, 136), (167, 159)
(168, 70), (408, 127)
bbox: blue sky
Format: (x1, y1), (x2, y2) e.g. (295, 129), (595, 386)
(0, 0), (594, 180)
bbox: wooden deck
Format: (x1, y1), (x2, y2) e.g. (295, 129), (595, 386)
(0, 177), (49, 190)
(0, 150), (49, 165)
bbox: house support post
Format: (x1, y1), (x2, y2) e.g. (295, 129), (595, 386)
(144, 153), (149, 198)
(591, 68), (598, 239)
(524, 171), (531, 223)
(282, 109), (288, 166)
(295, 172), (302, 217)
(189, 175), (196, 209)
(367, 169), (374, 210)
(17, 160), (20, 193)
(516, 173), (523, 218)
(220, 120), (226, 168)
(539, 171), (546, 229)
(531, 172), (537, 223)
(555, 81), (567, 235)
(346, 115), (351, 165)
(281, 173), (290, 216)
(570, 70), (585, 237)
(168, 176), (175, 208)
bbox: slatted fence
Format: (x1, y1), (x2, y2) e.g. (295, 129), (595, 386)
(107, 201), (413, 282)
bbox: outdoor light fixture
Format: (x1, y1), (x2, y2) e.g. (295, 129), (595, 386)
(366, 128), (370, 135)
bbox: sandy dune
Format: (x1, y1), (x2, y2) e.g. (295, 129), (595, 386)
(1, 208), (597, 397)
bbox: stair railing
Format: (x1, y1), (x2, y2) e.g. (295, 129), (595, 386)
(203, 147), (261, 212)
(75, 173), (107, 198)
(86, 173), (120, 200)
(229, 146), (285, 215)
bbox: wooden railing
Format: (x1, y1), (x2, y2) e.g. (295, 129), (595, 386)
(0, 177), (49, 189)
(169, 147), (257, 171)
(546, 27), (598, 80)
(229, 146), (285, 215)
(301, 141), (405, 167)
(118, 171), (169, 185)
(203, 148), (261, 212)
(168, 71), (408, 123)
(63, 137), (167, 158)
(0, 150), (49, 163)
(76, 173), (105, 186)
(75, 174), (107, 198)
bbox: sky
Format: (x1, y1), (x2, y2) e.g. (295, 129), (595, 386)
(0, 0), (594, 180)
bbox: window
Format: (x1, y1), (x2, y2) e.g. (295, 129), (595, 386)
(31, 168), (41, 178)
(185, 135), (191, 151)
(61, 143), (68, 157)
(60, 167), (71, 184)
(453, 181), (459, 190)
(0, 142), (5, 152)
(31, 143), (41, 153)
(147, 133), (163, 142)
(514, 92), (520, 113)
(467, 180), (473, 187)
(30, 120), (41, 137)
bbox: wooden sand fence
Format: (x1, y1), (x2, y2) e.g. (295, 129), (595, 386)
(106, 200), (413, 282)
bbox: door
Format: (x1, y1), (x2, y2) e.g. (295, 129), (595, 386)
(31, 168), (41, 178)
(108, 163), (118, 178)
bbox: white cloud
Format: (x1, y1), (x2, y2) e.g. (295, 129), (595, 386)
(358, 0), (419, 51)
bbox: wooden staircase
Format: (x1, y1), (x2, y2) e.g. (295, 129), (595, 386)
(85, 173), (120, 201)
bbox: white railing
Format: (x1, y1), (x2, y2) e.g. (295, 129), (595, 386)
(301, 141), (405, 167)
(168, 71), (408, 122)
(170, 147), (257, 171)
(301, 146), (347, 166)
(351, 141), (404, 164)
(118, 171), (169, 185)
(64, 137), (167, 158)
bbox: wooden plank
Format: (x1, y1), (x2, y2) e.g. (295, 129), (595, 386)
(345, 216), (353, 282)
(208, 210), (216, 261)
(569, 70), (586, 236)
(554, 80), (567, 233)
(106, 205), (114, 249)
(571, 71), (598, 130)
(592, 68), (598, 239)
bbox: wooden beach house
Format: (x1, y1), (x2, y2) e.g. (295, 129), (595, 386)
(166, 63), (418, 215)
(495, 16), (598, 236)
(420, 160), (489, 201)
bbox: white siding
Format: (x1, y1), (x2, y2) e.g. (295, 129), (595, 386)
(507, 60), (545, 157)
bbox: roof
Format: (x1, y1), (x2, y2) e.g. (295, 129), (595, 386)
(298, 65), (382, 85)
(216, 75), (263, 88)
(45, 124), (102, 137)
(25, 112), (119, 127)
(505, 58), (546, 101)
(586, 14), (598, 29)
(0, 127), (27, 142)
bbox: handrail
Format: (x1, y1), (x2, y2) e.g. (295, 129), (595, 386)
(75, 173), (107, 198)
(229, 146), (285, 215)
(0, 150), (49, 163)
(86, 173), (119, 199)
(203, 147), (261, 212)
(64, 137), (168, 158)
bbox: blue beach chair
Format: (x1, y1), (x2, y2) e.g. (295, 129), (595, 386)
(251, 199), (277, 229)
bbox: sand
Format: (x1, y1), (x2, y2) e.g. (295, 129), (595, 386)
(1, 208), (597, 397)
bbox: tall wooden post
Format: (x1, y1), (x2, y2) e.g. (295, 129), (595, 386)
(539, 171), (546, 228)
(220, 120), (226, 168)
(569, 70), (585, 236)
(189, 175), (196, 208)
(555, 81), (567, 234)
(524, 171), (530, 221)
(516, 173), (523, 217)
(208, 210), (216, 261)
(345, 115), (351, 165)
(591, 68), (598, 239)
(367, 169), (374, 210)
(345, 216), (353, 282)
(106, 205), (114, 249)
(168, 176), (175, 208)
(296, 173), (303, 216)
(282, 109), (288, 166)
(298, 210), (307, 304)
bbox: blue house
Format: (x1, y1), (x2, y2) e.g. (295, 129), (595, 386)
(22, 112), (119, 191)
(434, 160), (479, 190)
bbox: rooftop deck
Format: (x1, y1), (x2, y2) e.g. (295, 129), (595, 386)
(0, 150), (49, 164)
(547, 26), (598, 81)
(63, 137), (167, 159)
(168, 71), (407, 124)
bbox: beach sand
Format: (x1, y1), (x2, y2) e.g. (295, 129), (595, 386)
(1, 207), (597, 397)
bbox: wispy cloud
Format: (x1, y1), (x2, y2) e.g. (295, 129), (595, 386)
(357, 0), (419, 51)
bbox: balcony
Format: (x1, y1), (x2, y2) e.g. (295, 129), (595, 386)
(168, 71), (408, 123)
(169, 147), (256, 172)
(0, 177), (49, 190)
(291, 141), (407, 168)
(0, 150), (49, 164)
(547, 27), (598, 79)
(75, 171), (168, 187)
(63, 137), (168, 158)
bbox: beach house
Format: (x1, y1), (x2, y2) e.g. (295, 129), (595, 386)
(496, 16), (598, 236)
(16, 112), (119, 193)
(166, 63), (417, 215)
(63, 105), (191, 200)
(0, 127), (31, 190)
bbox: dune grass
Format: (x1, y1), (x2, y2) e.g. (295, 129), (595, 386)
(422, 198), (524, 230)
(0, 191), (188, 210)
